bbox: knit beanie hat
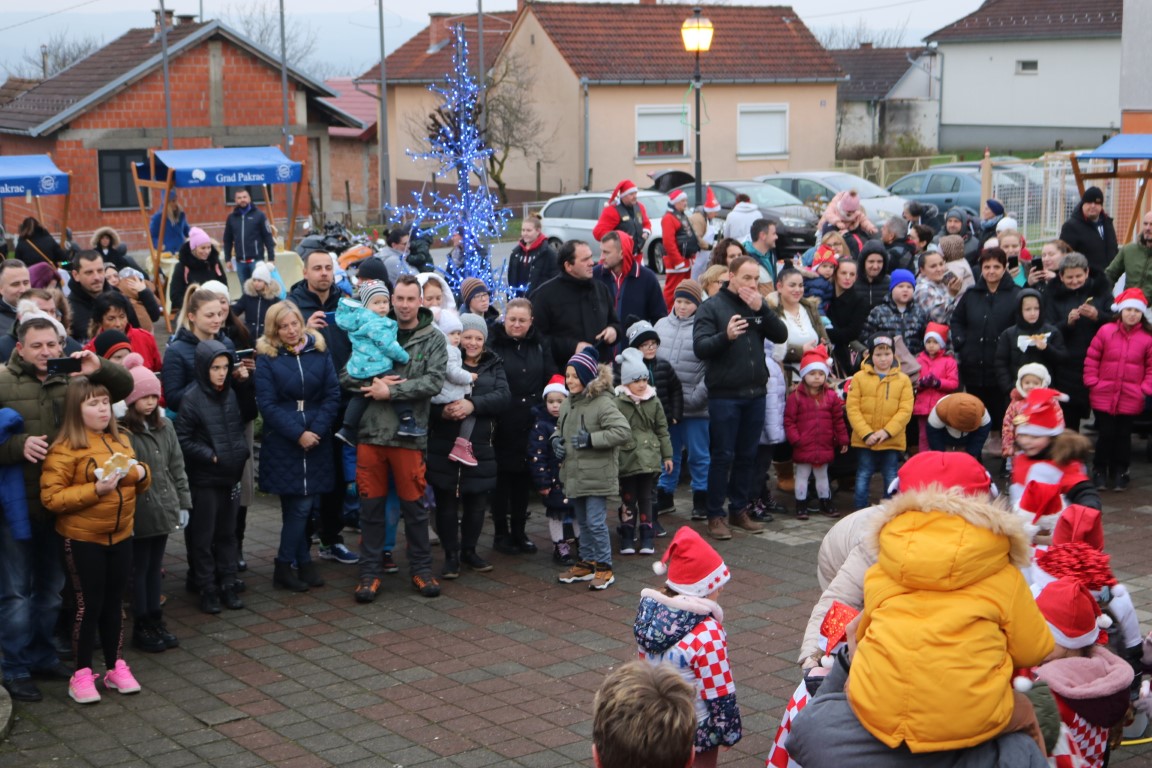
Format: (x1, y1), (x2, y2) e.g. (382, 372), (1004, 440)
(460, 312), (489, 341)
(542, 374), (568, 399)
(437, 309), (463, 335)
(868, 334), (894, 354)
(626, 318), (659, 348)
(924, 322), (949, 347)
(358, 282), (391, 307)
(892, 450), (992, 497)
(839, 190), (861, 214)
(945, 207), (966, 223)
(14, 301), (65, 340)
(798, 344), (831, 379)
(93, 329), (132, 360)
(28, 262), (59, 289)
(1112, 287), (1148, 313)
(996, 217), (1019, 234)
(928, 393), (989, 436)
(1033, 577), (1110, 649)
(123, 353), (162, 406)
(199, 280), (229, 299)
(889, 268), (915, 290)
(652, 526), (730, 598)
(251, 261), (274, 284)
(937, 234), (965, 263)
(1016, 387), (1068, 436)
(1015, 362), (1051, 394)
(1081, 186), (1104, 206)
(1052, 504), (1104, 550)
(188, 227), (212, 250)
(459, 277), (489, 309)
(567, 347), (600, 387)
(674, 280), (703, 306)
(356, 257), (390, 285)
(616, 347), (649, 383)
(986, 199), (1005, 217)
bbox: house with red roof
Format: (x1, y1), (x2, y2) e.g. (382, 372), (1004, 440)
(830, 44), (940, 153)
(925, 0), (1122, 152)
(354, 0), (841, 211)
(0, 9), (361, 251)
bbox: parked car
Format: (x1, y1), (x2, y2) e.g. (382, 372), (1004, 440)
(755, 171), (908, 226)
(671, 180), (818, 258)
(539, 189), (670, 273)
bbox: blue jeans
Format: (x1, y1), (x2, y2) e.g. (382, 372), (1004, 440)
(706, 397), (766, 517)
(854, 449), (901, 511)
(279, 495), (319, 565)
(236, 259), (259, 284)
(659, 418), (710, 494)
(0, 517), (65, 680)
(926, 422), (992, 462)
(572, 496), (610, 566)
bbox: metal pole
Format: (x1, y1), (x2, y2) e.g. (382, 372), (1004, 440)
(279, 0), (293, 245)
(159, 0), (174, 149)
(377, 0), (391, 215)
(694, 47), (702, 207)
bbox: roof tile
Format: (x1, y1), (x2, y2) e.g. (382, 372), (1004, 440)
(323, 77), (380, 138)
(925, 0), (1122, 43)
(360, 12), (516, 84)
(831, 47), (923, 102)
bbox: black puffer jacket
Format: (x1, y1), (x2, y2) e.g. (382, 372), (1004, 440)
(826, 287), (870, 375)
(286, 279), (351, 375)
(425, 350), (510, 495)
(692, 284), (788, 400)
(531, 271), (622, 369)
(67, 279), (141, 343)
(174, 340), (249, 488)
(161, 327), (236, 412)
(993, 289), (1069, 393)
(1042, 268), (1114, 404)
(951, 278), (1020, 388)
(488, 324), (556, 472)
(169, 241), (226, 314)
(509, 236), (560, 297)
(1059, 208), (1118, 273)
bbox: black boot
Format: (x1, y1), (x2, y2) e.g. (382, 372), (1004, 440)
(132, 616), (166, 653)
(200, 589), (221, 614)
(273, 559), (309, 592)
(510, 512), (537, 554)
(151, 610), (179, 649)
(819, 498), (840, 518)
(461, 549), (493, 572)
(492, 534), (519, 556)
(656, 488), (675, 514)
(220, 585), (244, 610)
(297, 561), (325, 588)
(1115, 467), (1130, 492)
(691, 490), (708, 521)
(441, 551), (461, 579)
(794, 499), (810, 521)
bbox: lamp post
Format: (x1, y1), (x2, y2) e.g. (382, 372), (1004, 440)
(681, 7), (713, 209)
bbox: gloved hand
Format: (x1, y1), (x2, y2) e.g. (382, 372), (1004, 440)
(571, 426), (592, 450)
(920, 374), (938, 389)
(178, 509), (190, 528)
(550, 434), (567, 461)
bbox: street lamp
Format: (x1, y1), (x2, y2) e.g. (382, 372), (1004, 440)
(681, 7), (713, 208)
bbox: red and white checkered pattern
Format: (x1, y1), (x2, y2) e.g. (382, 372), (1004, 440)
(687, 619), (734, 699)
(766, 679), (809, 768)
(1054, 695), (1105, 767)
(1050, 722), (1090, 768)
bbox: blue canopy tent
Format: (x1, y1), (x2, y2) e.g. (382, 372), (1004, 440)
(0, 154), (73, 248)
(1071, 134), (1152, 243)
(131, 146), (308, 316)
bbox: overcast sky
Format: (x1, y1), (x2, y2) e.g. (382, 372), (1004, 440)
(0, 0), (985, 78)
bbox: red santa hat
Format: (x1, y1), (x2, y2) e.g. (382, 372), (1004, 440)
(611, 179), (638, 204)
(703, 186), (721, 212)
(667, 188), (687, 209)
(652, 526), (730, 598)
(817, 601), (859, 668)
(1034, 577), (1111, 650)
(1015, 387), (1068, 437)
(1051, 504), (1104, 549)
(891, 450), (993, 497)
(1112, 287), (1148, 313)
(1035, 541), (1117, 591)
(1016, 480), (1064, 532)
(812, 245), (838, 267)
(798, 344), (832, 379)
(923, 322), (949, 347)
(542, 374), (568, 400)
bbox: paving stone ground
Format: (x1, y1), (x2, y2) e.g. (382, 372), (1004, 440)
(3, 465), (1152, 767)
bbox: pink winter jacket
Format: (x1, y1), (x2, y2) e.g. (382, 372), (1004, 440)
(1083, 321), (1152, 415)
(912, 350), (959, 416)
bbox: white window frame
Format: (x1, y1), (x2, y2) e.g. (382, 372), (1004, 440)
(737, 103), (789, 159)
(635, 105), (689, 162)
(1015, 60), (1039, 75)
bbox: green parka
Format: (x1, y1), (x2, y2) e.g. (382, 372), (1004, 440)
(124, 417), (192, 539)
(614, 386), (672, 477)
(554, 364), (630, 497)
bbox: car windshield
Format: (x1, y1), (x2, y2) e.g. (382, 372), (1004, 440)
(728, 183), (802, 207)
(822, 174), (891, 199)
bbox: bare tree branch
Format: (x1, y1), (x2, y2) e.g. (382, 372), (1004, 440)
(481, 51), (556, 202)
(4, 29), (102, 78)
(813, 19), (909, 50)
(222, 1), (320, 74)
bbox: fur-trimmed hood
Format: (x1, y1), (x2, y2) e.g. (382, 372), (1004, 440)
(1045, 430), (1093, 466)
(243, 276), (281, 300)
(577, 362), (615, 400)
(869, 488), (1032, 590)
(90, 227), (121, 249)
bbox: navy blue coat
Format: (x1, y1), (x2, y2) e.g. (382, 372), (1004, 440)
(254, 334), (340, 497)
(593, 261), (666, 327)
(286, 280), (351, 375)
(162, 327), (236, 412)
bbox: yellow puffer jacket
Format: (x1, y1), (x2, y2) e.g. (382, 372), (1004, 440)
(845, 360), (914, 450)
(846, 489), (1054, 753)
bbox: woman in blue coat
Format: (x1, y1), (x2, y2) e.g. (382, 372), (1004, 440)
(254, 302), (340, 592)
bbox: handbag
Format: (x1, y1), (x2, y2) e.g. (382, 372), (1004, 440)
(893, 335), (920, 386)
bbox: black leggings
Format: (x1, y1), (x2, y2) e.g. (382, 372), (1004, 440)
(620, 473), (656, 528)
(491, 470), (530, 537)
(63, 537), (132, 671)
(433, 489), (488, 553)
(132, 535), (168, 618)
(1094, 410), (1134, 472)
(186, 485), (239, 592)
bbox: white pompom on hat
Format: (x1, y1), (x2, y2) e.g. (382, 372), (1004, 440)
(652, 526), (730, 598)
(1033, 577), (1111, 649)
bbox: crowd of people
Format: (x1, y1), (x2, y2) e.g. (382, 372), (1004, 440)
(2, 176), (1152, 766)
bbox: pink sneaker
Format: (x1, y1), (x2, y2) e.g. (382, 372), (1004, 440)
(103, 659), (141, 694)
(68, 668), (101, 704)
(448, 437), (478, 467)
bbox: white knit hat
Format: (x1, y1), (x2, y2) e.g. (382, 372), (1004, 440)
(1015, 363), (1051, 395)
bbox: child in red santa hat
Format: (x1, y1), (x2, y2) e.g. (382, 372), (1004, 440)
(1009, 387), (1099, 511)
(634, 527), (741, 767)
(913, 321), (960, 449)
(783, 345), (848, 519)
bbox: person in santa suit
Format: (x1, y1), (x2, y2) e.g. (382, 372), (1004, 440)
(1008, 387), (1100, 510)
(690, 187), (723, 281)
(660, 189), (700, 309)
(593, 179), (652, 248)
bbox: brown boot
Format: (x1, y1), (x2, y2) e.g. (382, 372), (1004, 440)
(730, 508), (764, 534)
(774, 461), (795, 493)
(706, 517), (732, 541)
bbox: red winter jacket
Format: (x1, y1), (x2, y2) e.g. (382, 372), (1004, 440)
(1083, 320), (1152, 415)
(784, 385), (849, 466)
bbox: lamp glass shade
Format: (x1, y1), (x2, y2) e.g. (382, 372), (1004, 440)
(681, 16), (714, 53)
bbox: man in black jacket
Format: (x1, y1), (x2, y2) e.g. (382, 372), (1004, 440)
(693, 255), (788, 540)
(67, 251), (144, 343)
(223, 188), (277, 284)
(531, 240), (622, 370)
(1059, 186), (1118, 273)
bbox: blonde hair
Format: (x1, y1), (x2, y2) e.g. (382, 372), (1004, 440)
(52, 376), (126, 451)
(821, 230), (850, 258)
(180, 286), (224, 332)
(256, 301), (325, 357)
(699, 264), (729, 295)
(593, 661), (696, 768)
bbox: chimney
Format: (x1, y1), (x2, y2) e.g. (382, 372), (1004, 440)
(175, 13), (196, 26)
(860, 42), (873, 50)
(428, 13), (451, 53)
(638, 0), (657, 4)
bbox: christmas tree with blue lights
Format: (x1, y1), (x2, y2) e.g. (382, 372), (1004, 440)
(396, 23), (511, 296)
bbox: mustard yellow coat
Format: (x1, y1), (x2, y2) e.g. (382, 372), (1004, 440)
(846, 360), (914, 451)
(846, 489), (1054, 753)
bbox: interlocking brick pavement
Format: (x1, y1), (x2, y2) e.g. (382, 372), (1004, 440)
(3, 475), (1152, 766)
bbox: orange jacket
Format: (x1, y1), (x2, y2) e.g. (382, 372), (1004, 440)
(41, 430), (150, 546)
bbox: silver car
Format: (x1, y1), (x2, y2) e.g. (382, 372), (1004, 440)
(755, 171), (908, 227)
(539, 190), (670, 274)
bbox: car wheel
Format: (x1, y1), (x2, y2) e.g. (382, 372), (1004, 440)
(649, 240), (665, 274)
